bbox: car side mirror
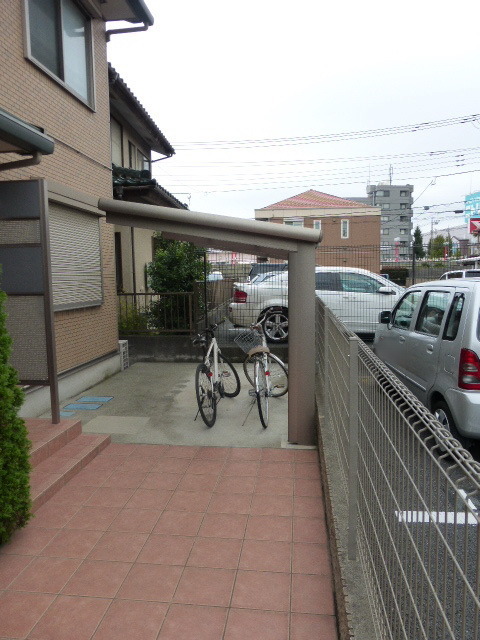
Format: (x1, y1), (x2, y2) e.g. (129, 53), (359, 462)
(378, 286), (397, 295)
(379, 310), (391, 324)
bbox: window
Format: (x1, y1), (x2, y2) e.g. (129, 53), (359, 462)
(26, 0), (93, 104)
(315, 272), (342, 291)
(313, 220), (322, 231)
(381, 203), (390, 210)
(376, 190), (390, 197)
(444, 294), (464, 340)
(110, 118), (123, 166)
(284, 218), (304, 227)
(381, 216), (389, 222)
(416, 291), (450, 336)
(137, 151), (150, 173)
(128, 142), (136, 169)
(400, 216), (409, 222)
(341, 219), (349, 239)
(381, 228), (390, 235)
(392, 291), (422, 329)
(400, 190), (409, 197)
(400, 228), (408, 235)
(339, 273), (383, 293)
(400, 203), (408, 210)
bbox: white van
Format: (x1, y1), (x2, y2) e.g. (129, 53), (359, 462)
(373, 278), (480, 444)
(440, 269), (480, 279)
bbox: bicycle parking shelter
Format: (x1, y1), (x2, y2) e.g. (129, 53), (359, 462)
(98, 197), (322, 446)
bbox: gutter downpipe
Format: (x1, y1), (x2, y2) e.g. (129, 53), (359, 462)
(0, 151), (42, 172)
(106, 23), (149, 41)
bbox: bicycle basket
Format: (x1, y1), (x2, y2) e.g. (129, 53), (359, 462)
(234, 329), (264, 354)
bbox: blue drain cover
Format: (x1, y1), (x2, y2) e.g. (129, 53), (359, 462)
(63, 403), (102, 411)
(78, 396), (113, 403)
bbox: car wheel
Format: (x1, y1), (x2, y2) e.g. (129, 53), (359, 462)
(432, 400), (471, 449)
(262, 308), (288, 343)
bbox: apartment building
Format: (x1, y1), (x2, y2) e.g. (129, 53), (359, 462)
(0, 0), (155, 415)
(348, 184), (414, 260)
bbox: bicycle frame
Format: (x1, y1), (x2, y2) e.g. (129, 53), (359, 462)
(202, 334), (220, 388)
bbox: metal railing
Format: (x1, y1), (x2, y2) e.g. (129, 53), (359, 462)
(315, 298), (480, 640)
(117, 292), (194, 334)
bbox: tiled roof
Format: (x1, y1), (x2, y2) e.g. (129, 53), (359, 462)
(259, 190), (369, 210)
(108, 64), (175, 157)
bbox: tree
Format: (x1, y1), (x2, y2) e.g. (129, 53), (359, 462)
(146, 237), (207, 330)
(413, 226), (425, 259)
(430, 234), (446, 259)
(0, 285), (31, 544)
(147, 236), (206, 293)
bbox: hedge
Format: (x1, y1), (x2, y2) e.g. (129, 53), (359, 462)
(0, 286), (32, 545)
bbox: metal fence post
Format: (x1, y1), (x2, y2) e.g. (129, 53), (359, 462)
(348, 336), (359, 560)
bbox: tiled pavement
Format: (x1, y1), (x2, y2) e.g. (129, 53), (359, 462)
(0, 427), (338, 639)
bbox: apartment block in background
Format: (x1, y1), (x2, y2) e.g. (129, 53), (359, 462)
(348, 184), (414, 260)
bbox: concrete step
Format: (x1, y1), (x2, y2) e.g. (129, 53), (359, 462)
(25, 419), (111, 512)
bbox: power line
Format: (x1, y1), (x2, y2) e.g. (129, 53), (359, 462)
(172, 114), (480, 150)
(158, 167), (480, 194)
(165, 145), (480, 168)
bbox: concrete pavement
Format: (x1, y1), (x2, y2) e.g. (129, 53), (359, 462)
(42, 362), (293, 450)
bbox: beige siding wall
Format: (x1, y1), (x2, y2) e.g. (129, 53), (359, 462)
(267, 214), (382, 272)
(0, 3), (118, 373)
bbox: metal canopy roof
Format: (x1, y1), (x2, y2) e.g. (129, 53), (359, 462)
(98, 198), (321, 259)
(0, 108), (54, 156)
(98, 197), (322, 446)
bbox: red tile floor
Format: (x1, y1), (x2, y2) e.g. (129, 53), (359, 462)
(0, 443), (338, 640)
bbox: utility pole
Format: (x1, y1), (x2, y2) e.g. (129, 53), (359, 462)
(389, 165), (393, 185)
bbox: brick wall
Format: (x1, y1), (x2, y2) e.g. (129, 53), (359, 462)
(0, 4), (119, 373)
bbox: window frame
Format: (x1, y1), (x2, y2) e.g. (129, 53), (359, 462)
(341, 219), (349, 239)
(283, 218), (304, 227)
(23, 0), (95, 108)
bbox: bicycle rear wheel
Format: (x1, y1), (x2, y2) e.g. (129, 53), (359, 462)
(255, 359), (269, 429)
(218, 353), (241, 398)
(195, 363), (217, 427)
(244, 353), (288, 397)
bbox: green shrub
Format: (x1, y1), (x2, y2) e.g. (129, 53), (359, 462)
(0, 287), (32, 544)
(118, 303), (149, 334)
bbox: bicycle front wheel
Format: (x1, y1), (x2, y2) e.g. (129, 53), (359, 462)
(218, 354), (241, 398)
(195, 363), (217, 428)
(244, 352), (288, 397)
(255, 359), (269, 429)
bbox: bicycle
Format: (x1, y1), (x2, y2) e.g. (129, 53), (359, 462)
(234, 313), (288, 429)
(192, 323), (241, 427)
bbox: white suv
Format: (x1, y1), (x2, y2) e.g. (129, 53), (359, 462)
(373, 278), (480, 444)
(228, 266), (403, 342)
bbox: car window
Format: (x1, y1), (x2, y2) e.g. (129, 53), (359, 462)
(392, 290), (422, 329)
(315, 272), (342, 291)
(466, 270), (480, 277)
(339, 273), (382, 293)
(446, 272), (464, 279)
(415, 291), (450, 336)
(443, 293), (464, 341)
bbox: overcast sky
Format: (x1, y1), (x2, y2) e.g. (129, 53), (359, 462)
(107, 0), (480, 234)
